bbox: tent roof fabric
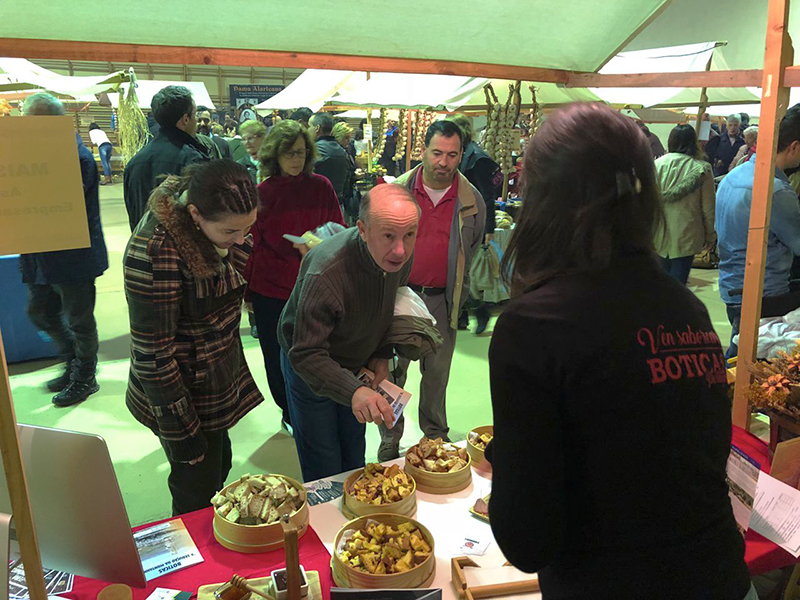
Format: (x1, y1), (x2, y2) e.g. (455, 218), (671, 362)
(3, 0), (667, 73)
(108, 80), (215, 110)
(255, 69), (365, 112)
(329, 74), (489, 111)
(0, 58), (126, 100)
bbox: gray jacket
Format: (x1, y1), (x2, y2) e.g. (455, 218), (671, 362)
(395, 165), (486, 328)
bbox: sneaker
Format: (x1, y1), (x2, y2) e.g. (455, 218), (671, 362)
(475, 306), (490, 335)
(377, 442), (400, 462)
(46, 370), (72, 393)
(52, 378), (99, 408)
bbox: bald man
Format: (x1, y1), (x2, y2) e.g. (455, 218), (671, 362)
(278, 185), (420, 481)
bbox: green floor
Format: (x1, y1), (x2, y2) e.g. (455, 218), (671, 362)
(7, 183), (741, 527)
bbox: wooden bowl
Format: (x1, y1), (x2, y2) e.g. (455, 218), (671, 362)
(403, 445), (472, 495)
(331, 514), (436, 589)
(466, 426), (494, 472)
(342, 466), (417, 519)
(212, 474), (309, 554)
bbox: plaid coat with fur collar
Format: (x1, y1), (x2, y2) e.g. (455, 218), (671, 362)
(123, 192), (262, 462)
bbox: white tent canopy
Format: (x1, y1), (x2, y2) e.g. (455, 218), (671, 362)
(107, 80), (215, 110)
(0, 57), (127, 101)
(329, 73), (489, 111)
(255, 69), (366, 113)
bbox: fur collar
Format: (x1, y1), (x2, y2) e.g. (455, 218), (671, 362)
(148, 192), (222, 279)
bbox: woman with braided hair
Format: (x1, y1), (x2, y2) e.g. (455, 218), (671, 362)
(124, 159), (263, 515)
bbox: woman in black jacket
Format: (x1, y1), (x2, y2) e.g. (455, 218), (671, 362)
(487, 103), (754, 600)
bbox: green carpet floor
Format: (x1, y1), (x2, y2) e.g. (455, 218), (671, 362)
(7, 183), (750, 526)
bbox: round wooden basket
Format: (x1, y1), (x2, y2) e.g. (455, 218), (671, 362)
(342, 467), (417, 520)
(403, 446), (472, 495)
(466, 426), (494, 473)
(331, 514), (436, 589)
(213, 474), (309, 554)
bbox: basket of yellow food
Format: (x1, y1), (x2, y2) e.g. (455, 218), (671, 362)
(211, 473), (308, 553)
(403, 437), (472, 494)
(332, 514), (435, 588)
(342, 463), (417, 519)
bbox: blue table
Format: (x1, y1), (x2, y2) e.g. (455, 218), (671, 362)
(0, 255), (58, 363)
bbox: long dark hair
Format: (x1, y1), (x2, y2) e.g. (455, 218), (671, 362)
(502, 103), (663, 296)
(668, 124), (701, 158)
(150, 159), (259, 221)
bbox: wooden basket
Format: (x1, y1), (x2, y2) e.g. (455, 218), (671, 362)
(404, 447), (472, 495)
(342, 467), (417, 520)
(213, 474), (309, 554)
(466, 426), (494, 473)
(331, 514), (436, 589)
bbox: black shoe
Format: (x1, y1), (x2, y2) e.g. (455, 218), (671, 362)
(457, 312), (469, 331)
(46, 370), (72, 393)
(52, 378), (99, 408)
(475, 306), (490, 335)
(250, 325), (259, 339)
(378, 442), (400, 462)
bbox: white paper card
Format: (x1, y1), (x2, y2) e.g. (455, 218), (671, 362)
(750, 471), (800, 557)
(357, 368), (412, 423)
(726, 445), (760, 534)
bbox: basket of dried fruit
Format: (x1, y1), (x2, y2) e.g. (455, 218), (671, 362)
(211, 473), (309, 553)
(404, 437), (472, 494)
(343, 463), (417, 519)
(332, 514), (435, 588)
(466, 426), (494, 472)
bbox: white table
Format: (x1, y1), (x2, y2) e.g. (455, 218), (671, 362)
(306, 455), (541, 599)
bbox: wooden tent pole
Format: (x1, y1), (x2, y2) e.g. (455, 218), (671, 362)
(695, 50), (715, 136)
(732, 0), (793, 429)
(0, 329), (48, 600)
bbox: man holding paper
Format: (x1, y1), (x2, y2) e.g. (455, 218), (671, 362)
(278, 184), (420, 481)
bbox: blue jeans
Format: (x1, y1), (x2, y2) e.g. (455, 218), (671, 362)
(725, 303), (742, 361)
(280, 351), (366, 482)
(657, 255), (695, 285)
(98, 143), (113, 178)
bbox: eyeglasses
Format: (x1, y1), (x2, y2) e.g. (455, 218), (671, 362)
(283, 149), (310, 159)
(243, 134), (264, 143)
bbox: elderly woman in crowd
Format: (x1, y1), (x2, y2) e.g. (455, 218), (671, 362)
(654, 124), (716, 284)
(244, 120), (345, 430)
(238, 119), (268, 184)
(730, 126), (758, 171)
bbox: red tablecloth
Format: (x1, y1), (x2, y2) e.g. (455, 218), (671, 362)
(64, 507), (333, 599)
(733, 425), (800, 575)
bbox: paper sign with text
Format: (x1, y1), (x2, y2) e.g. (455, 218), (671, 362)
(0, 116), (89, 255)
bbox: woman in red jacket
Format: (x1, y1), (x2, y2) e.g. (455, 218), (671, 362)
(245, 119), (345, 430)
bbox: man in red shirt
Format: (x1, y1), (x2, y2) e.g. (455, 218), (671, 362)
(379, 121), (486, 460)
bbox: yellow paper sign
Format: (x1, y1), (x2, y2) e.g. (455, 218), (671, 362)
(0, 116), (90, 255)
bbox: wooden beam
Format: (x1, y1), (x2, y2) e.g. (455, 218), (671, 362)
(0, 38), (572, 83)
(567, 68), (792, 88)
(0, 330), (48, 600)
(732, 0), (793, 429)
(694, 52), (715, 137)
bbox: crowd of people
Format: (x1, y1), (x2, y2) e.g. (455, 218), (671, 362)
(22, 83), (798, 598)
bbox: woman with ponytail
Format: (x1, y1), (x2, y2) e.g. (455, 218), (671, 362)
(487, 104), (754, 599)
(123, 159), (263, 515)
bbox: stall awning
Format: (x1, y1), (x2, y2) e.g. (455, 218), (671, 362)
(255, 70), (366, 113)
(0, 57), (127, 101)
(2, 0), (668, 74)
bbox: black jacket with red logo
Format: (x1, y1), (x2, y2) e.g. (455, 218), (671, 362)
(487, 252), (749, 600)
